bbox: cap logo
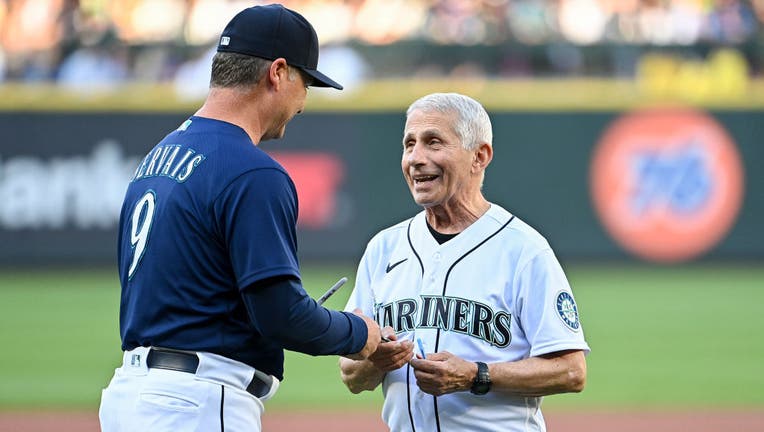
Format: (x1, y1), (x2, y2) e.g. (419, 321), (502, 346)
(216, 5), (342, 89)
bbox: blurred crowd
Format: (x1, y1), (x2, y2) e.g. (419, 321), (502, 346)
(1, 0), (763, 89)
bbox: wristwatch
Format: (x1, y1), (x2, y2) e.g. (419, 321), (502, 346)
(470, 361), (491, 395)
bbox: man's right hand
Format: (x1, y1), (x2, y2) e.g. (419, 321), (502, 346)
(367, 327), (414, 372)
(345, 309), (381, 360)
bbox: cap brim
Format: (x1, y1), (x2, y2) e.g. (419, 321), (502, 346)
(302, 69), (343, 90)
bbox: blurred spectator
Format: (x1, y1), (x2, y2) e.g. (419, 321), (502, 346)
(183, 0), (249, 45)
(0, 46), (6, 83)
(172, 45), (215, 100)
(559, 0), (608, 45)
(0, 2), (5, 81)
(56, 35), (128, 91)
(314, 44), (370, 91)
(1, 0), (65, 54)
(298, 0), (356, 45)
(0, 0), (763, 86)
(702, 0), (758, 42)
(354, 0), (428, 44)
(506, 0), (553, 44)
(108, 0), (186, 43)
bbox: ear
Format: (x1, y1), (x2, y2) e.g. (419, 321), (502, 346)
(472, 142), (493, 174)
(268, 58), (290, 90)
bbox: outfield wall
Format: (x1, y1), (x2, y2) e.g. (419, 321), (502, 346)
(0, 107), (761, 265)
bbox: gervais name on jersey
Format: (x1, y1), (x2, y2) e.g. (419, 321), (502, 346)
(132, 144), (206, 183)
(375, 296), (512, 348)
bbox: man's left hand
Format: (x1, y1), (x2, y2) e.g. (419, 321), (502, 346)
(410, 351), (478, 396)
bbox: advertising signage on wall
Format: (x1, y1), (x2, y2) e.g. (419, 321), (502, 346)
(0, 143), (348, 232)
(589, 109), (745, 263)
(0, 141), (136, 230)
(270, 152), (347, 229)
(0, 110), (761, 265)
(0, 113), (368, 265)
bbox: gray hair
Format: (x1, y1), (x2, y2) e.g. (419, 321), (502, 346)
(210, 52), (271, 88)
(406, 93), (493, 150)
(210, 52), (305, 89)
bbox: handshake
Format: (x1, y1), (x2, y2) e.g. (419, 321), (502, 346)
(316, 277), (393, 361)
(344, 308), (393, 361)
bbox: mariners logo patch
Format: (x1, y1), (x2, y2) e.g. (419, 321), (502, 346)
(555, 291), (580, 331)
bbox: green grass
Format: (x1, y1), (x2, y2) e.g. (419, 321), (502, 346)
(547, 264), (764, 410)
(0, 270), (122, 408)
(0, 264), (762, 411)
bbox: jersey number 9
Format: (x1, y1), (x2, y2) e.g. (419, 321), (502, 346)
(128, 191), (157, 279)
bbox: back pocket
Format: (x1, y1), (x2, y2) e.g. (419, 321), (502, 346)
(140, 391), (200, 412)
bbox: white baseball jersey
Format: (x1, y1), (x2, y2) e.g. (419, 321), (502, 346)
(345, 204), (590, 432)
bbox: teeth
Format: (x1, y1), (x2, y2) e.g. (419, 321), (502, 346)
(414, 175), (437, 182)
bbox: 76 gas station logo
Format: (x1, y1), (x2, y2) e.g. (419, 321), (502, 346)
(590, 109), (744, 263)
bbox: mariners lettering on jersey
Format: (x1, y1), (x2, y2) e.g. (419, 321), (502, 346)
(375, 295), (512, 348)
(132, 145), (206, 183)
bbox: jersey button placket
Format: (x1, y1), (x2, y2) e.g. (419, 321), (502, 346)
(429, 253), (441, 284)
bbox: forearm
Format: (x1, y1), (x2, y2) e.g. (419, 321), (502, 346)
(242, 276), (366, 356)
(490, 350), (586, 397)
(339, 357), (386, 393)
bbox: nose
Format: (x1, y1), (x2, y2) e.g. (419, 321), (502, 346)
(407, 141), (425, 166)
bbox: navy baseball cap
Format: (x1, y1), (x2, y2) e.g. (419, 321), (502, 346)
(217, 4), (342, 90)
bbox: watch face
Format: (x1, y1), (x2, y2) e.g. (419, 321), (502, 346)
(471, 362), (491, 395)
(471, 381), (490, 395)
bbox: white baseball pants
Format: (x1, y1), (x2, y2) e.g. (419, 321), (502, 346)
(99, 347), (277, 432)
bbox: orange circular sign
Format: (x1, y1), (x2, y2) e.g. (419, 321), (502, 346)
(590, 109), (744, 263)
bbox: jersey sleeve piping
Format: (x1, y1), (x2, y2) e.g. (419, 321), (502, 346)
(529, 341), (591, 358)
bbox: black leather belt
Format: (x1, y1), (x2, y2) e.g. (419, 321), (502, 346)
(146, 348), (272, 398)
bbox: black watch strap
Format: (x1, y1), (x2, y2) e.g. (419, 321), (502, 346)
(470, 361), (491, 395)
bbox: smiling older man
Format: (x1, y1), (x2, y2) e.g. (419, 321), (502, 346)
(339, 92), (590, 432)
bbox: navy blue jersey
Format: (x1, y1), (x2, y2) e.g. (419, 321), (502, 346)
(118, 117), (363, 378)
